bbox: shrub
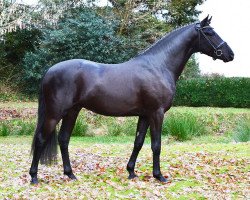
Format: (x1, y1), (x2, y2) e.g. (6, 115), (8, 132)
(14, 120), (36, 135)
(22, 7), (140, 94)
(0, 119), (36, 136)
(174, 77), (250, 108)
(107, 118), (137, 136)
(162, 113), (206, 141)
(72, 117), (88, 137)
(0, 28), (42, 83)
(0, 124), (9, 136)
(233, 120), (250, 142)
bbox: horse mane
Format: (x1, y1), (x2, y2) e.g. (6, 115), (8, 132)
(137, 22), (196, 56)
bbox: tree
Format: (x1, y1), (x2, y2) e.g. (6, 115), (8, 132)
(0, 28), (42, 82)
(0, 0), (35, 37)
(105, 0), (205, 79)
(1, 0), (206, 92)
(165, 0), (205, 26)
(22, 7), (140, 93)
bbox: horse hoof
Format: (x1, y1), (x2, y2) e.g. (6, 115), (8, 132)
(128, 173), (138, 180)
(66, 173), (77, 180)
(31, 178), (39, 185)
(153, 174), (168, 183)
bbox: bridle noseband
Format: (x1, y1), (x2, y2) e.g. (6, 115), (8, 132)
(195, 23), (226, 60)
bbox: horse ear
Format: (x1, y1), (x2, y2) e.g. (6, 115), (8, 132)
(208, 16), (212, 24)
(200, 15), (210, 27)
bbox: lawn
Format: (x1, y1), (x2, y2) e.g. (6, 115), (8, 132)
(0, 103), (249, 199)
(0, 136), (249, 199)
(1, 103), (250, 139)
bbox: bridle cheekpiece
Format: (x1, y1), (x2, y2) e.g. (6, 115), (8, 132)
(195, 23), (226, 60)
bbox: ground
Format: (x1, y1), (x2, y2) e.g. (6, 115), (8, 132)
(0, 136), (249, 199)
(0, 103), (249, 199)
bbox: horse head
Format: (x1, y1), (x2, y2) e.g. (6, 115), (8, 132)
(196, 15), (234, 62)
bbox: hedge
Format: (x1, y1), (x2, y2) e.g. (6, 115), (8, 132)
(173, 77), (250, 108)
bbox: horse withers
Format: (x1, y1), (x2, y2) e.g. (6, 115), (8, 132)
(29, 16), (234, 184)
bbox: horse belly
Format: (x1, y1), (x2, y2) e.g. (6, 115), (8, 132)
(83, 87), (142, 116)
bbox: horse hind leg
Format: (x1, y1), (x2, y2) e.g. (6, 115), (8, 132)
(58, 107), (80, 180)
(29, 117), (59, 184)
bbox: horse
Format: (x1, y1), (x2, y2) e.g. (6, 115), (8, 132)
(29, 15), (234, 184)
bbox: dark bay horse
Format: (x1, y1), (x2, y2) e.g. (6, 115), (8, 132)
(29, 16), (234, 184)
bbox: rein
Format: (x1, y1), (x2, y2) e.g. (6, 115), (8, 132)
(195, 23), (226, 60)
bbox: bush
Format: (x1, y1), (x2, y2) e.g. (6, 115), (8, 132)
(72, 117), (88, 137)
(174, 77), (250, 108)
(233, 120), (250, 142)
(107, 118), (137, 136)
(0, 124), (9, 136)
(0, 119), (36, 136)
(22, 7), (141, 94)
(162, 113), (206, 141)
(0, 28), (42, 83)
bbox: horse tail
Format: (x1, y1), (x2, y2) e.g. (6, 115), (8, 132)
(31, 83), (57, 165)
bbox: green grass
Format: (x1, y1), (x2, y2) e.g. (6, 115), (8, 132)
(162, 112), (206, 141)
(1, 104), (250, 142)
(0, 83), (35, 102)
(233, 119), (250, 142)
(1, 104), (249, 198)
(72, 117), (88, 136)
(167, 180), (201, 193)
(0, 119), (36, 136)
(0, 136), (249, 199)
(0, 101), (37, 109)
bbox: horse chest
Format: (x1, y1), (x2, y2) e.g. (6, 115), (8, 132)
(141, 80), (175, 111)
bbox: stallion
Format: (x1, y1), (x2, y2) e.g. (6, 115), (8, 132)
(29, 16), (234, 184)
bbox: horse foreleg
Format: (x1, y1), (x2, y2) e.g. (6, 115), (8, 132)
(127, 116), (149, 179)
(149, 109), (167, 182)
(58, 108), (80, 180)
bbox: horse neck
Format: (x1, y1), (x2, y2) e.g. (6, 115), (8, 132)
(138, 24), (198, 82)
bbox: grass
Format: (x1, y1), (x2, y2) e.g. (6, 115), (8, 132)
(0, 113), (225, 140)
(162, 112), (206, 141)
(1, 105), (250, 142)
(0, 119), (36, 136)
(0, 101), (37, 109)
(0, 83), (35, 102)
(72, 117), (88, 136)
(233, 119), (250, 142)
(1, 101), (249, 146)
(0, 136), (249, 199)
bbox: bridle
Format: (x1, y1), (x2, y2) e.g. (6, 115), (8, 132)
(195, 23), (226, 60)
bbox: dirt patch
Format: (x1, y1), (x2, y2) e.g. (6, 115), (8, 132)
(0, 108), (37, 120)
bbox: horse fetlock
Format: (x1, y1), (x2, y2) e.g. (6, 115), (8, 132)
(29, 170), (37, 176)
(126, 162), (135, 172)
